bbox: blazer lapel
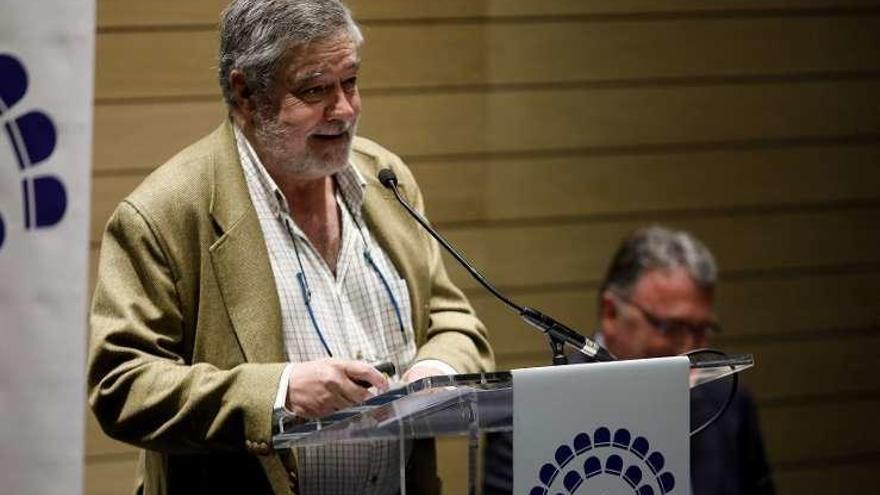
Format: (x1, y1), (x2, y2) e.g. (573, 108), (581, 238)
(208, 122), (285, 363)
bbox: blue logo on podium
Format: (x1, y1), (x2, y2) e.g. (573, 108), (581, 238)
(530, 426), (677, 495)
(0, 53), (67, 252)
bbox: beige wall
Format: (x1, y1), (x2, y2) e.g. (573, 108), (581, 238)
(88, 0), (880, 493)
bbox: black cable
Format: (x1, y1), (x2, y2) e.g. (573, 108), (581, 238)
(685, 348), (739, 437)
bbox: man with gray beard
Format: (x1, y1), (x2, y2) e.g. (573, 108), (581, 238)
(87, 1), (494, 494)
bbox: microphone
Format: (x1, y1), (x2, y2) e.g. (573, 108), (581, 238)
(377, 168), (614, 362)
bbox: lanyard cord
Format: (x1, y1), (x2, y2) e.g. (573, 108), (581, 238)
(340, 193), (408, 343)
(283, 217), (334, 357)
(281, 192), (408, 358)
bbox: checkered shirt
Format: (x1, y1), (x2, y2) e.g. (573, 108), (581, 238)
(235, 127), (417, 495)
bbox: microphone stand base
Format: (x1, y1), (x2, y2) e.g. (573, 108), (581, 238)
(549, 335), (568, 366)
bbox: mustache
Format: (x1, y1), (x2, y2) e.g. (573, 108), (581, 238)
(311, 122), (353, 137)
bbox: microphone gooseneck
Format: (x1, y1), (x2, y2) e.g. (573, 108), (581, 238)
(377, 168), (614, 362)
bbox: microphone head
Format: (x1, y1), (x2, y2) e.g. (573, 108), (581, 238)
(378, 168), (398, 189)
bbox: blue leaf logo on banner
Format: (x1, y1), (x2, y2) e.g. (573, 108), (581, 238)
(0, 53), (66, 251)
(529, 426), (677, 495)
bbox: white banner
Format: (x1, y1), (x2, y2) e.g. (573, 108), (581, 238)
(514, 357), (691, 495)
(0, 1), (95, 494)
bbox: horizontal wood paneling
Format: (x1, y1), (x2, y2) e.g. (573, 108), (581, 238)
(95, 15), (880, 100)
(87, 207), (880, 293)
(361, 15), (880, 87)
(87, 410), (135, 457)
(357, 81), (880, 158)
(91, 175), (142, 243)
(85, 239), (879, 403)
(473, 272), (880, 356)
(491, 334), (880, 402)
(727, 336), (880, 402)
(89, 2), (880, 494)
(85, 453), (139, 495)
(774, 460), (880, 493)
(90, 144), (880, 242)
(716, 272), (879, 340)
(411, 145), (880, 224)
(93, 80), (880, 173)
(96, 0), (880, 28)
(441, 207), (880, 291)
(762, 398), (880, 465)
(348, 0), (880, 20)
(89, 208), (880, 344)
(97, 0), (228, 28)
(93, 101), (226, 173)
(95, 31), (219, 101)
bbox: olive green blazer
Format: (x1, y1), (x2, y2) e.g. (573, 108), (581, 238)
(88, 121), (494, 494)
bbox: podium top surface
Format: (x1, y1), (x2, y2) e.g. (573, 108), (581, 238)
(272, 353), (753, 449)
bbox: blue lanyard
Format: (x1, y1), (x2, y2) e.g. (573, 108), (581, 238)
(283, 200), (407, 358)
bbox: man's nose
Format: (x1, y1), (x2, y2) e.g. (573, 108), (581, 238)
(325, 83), (356, 121)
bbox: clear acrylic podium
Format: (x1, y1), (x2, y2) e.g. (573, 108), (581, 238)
(272, 354), (753, 494)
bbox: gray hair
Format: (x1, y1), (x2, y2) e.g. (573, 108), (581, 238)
(600, 226), (718, 298)
(218, 0), (363, 109)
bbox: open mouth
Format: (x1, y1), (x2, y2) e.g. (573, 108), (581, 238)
(311, 131), (349, 142)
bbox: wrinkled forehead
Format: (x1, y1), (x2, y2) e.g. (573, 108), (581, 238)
(280, 32), (361, 83)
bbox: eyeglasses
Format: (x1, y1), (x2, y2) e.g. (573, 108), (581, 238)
(612, 293), (722, 336)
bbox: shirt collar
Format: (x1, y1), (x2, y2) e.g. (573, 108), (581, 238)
(233, 124), (366, 220)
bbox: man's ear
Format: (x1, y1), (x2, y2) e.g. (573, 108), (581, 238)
(229, 69), (257, 120)
(599, 292), (619, 334)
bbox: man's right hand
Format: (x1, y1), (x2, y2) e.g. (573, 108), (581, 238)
(286, 358), (389, 418)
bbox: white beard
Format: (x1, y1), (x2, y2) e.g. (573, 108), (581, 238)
(252, 108), (356, 179)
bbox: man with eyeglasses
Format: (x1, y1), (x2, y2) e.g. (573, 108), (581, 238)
(484, 226), (774, 495)
(589, 225), (720, 361)
(87, 1), (493, 494)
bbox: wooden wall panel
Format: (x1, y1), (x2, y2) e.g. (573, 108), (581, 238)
(411, 145), (880, 224)
(490, 335), (880, 402)
(97, 0), (228, 28)
(774, 461), (880, 494)
(85, 454), (140, 495)
(87, 206), (880, 292)
(716, 272), (879, 339)
(88, 1), (880, 494)
(95, 15), (880, 99)
(347, 0), (880, 20)
(363, 15), (880, 87)
(97, 0), (880, 28)
(473, 272), (880, 357)
(87, 410), (135, 457)
(96, 31), (219, 101)
(93, 102), (225, 173)
(93, 80), (880, 173)
(357, 81), (880, 158)
(90, 145), (880, 242)
(762, 398), (880, 465)
(441, 208), (880, 290)
(731, 337), (880, 401)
